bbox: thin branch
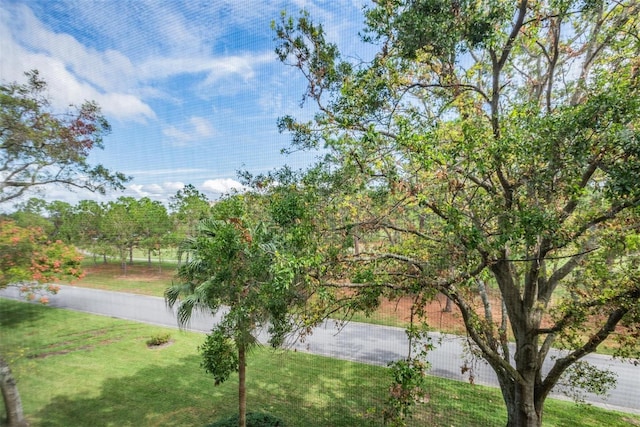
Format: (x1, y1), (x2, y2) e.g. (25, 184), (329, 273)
(344, 252), (426, 272)
(539, 303), (632, 399)
(406, 82), (490, 104)
(496, 246), (599, 263)
(540, 243), (596, 302)
(535, 286), (640, 336)
(568, 198), (640, 243)
(453, 166), (497, 195)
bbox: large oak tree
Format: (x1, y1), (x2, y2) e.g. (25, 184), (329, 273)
(274, 1), (640, 426)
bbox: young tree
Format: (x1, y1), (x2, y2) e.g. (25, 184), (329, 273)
(133, 197), (172, 265)
(8, 198), (53, 236)
(102, 197), (138, 272)
(274, 2), (640, 426)
(169, 184), (211, 237)
(45, 201), (75, 243)
(71, 200), (111, 264)
(0, 220), (83, 427)
(166, 189), (317, 427)
(0, 70), (129, 203)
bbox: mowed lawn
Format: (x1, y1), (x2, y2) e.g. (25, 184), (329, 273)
(1, 299), (639, 427)
(73, 259), (175, 296)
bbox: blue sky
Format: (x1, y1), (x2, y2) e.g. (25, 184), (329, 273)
(0, 0), (371, 207)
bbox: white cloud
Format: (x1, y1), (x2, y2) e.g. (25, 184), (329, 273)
(0, 4), (156, 123)
(162, 126), (193, 147)
(127, 169), (200, 177)
(0, 3), (275, 125)
(202, 178), (246, 195)
(123, 181), (192, 203)
(162, 116), (216, 147)
(98, 92), (156, 123)
(121, 179), (244, 205)
(127, 184), (147, 197)
(14, 5), (136, 92)
(190, 117), (214, 137)
(139, 52), (273, 88)
(141, 184), (165, 195)
(163, 181), (186, 192)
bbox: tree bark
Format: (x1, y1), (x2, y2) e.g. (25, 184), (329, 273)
(487, 261), (546, 427)
(442, 296), (453, 312)
(238, 344), (246, 427)
(502, 379), (543, 427)
(0, 354), (28, 427)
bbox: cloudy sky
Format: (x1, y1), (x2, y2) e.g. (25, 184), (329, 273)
(0, 0), (371, 207)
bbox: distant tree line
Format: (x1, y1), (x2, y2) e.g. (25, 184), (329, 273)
(1, 184), (212, 270)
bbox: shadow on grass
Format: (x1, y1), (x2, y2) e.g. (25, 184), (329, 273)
(248, 350), (387, 426)
(0, 298), (46, 329)
(34, 351), (387, 427)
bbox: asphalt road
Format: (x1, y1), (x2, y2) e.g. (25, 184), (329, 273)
(1, 284), (639, 414)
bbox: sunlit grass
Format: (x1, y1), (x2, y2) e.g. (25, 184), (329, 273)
(75, 259), (175, 296)
(1, 299), (638, 427)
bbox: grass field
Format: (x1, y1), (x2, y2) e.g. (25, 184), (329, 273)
(1, 299), (639, 427)
(76, 259), (175, 296)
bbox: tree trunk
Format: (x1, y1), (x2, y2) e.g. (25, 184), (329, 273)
(495, 334), (544, 427)
(353, 233), (360, 255)
(0, 355), (28, 427)
(120, 248), (127, 274)
(502, 380), (543, 427)
(238, 344), (246, 427)
(442, 296), (453, 312)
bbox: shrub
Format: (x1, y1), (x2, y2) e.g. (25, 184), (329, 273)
(206, 411), (285, 427)
(145, 333), (171, 347)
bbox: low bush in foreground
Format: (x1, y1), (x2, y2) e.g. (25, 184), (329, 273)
(146, 332), (172, 347)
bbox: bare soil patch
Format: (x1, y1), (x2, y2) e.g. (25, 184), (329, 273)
(146, 339), (175, 350)
(374, 293), (468, 333)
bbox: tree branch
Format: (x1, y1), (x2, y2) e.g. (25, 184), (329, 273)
(539, 302), (633, 399)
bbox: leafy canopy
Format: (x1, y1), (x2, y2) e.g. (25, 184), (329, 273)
(166, 189), (319, 383)
(0, 219), (83, 302)
(0, 70), (129, 204)
(274, 1), (640, 425)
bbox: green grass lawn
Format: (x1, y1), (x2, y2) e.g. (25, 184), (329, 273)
(1, 299), (638, 427)
(75, 259), (175, 296)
